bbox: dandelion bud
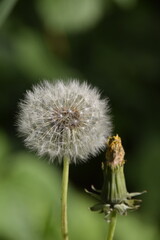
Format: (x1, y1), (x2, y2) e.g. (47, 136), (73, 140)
(17, 80), (112, 164)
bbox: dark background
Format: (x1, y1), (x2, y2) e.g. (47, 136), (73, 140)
(0, 0), (159, 239)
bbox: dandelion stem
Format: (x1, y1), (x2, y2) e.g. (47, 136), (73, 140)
(106, 211), (117, 240)
(61, 156), (70, 240)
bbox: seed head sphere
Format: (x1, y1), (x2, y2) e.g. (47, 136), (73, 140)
(18, 80), (112, 164)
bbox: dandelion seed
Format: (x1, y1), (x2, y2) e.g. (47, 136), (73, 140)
(17, 80), (112, 164)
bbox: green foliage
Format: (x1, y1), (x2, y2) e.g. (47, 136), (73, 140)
(36, 0), (107, 33)
(116, 215), (158, 240)
(113, 0), (138, 9)
(0, 0), (18, 28)
(0, 135), (60, 239)
(12, 28), (76, 79)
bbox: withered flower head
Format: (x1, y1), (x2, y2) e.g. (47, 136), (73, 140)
(86, 135), (146, 221)
(106, 135), (125, 167)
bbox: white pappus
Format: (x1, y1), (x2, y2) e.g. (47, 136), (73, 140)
(17, 80), (112, 164)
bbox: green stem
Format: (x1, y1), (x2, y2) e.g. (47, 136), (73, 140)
(106, 211), (117, 240)
(61, 156), (70, 240)
(0, 0), (18, 28)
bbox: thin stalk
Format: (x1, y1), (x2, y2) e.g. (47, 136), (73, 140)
(106, 211), (117, 240)
(61, 156), (70, 240)
(0, 0), (18, 28)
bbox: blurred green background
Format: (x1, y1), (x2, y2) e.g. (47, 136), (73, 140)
(0, 0), (160, 239)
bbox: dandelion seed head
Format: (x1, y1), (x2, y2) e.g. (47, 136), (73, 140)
(17, 80), (112, 164)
